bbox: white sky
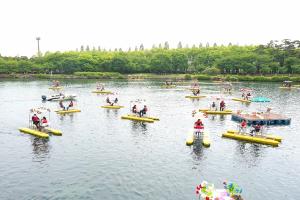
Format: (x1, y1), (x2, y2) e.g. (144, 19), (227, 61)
(0, 0), (299, 57)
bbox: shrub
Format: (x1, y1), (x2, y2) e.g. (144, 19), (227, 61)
(202, 67), (221, 75)
(184, 74), (192, 80)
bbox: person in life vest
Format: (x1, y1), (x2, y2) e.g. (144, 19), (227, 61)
(114, 98), (118, 105)
(41, 117), (49, 128)
(67, 100), (73, 110)
(132, 105), (137, 114)
(242, 93), (246, 100)
(211, 102), (217, 111)
(139, 105), (148, 117)
(194, 119), (204, 134)
(220, 100), (226, 111)
(59, 100), (65, 110)
(193, 89), (200, 96)
(239, 120), (247, 133)
(32, 114), (41, 130)
(106, 97), (113, 106)
(250, 123), (263, 136)
(246, 92), (251, 100)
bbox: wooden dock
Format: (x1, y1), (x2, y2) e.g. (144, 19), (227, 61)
(231, 112), (291, 125)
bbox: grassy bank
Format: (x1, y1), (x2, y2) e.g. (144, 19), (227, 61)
(127, 73), (300, 82)
(1, 72), (300, 82)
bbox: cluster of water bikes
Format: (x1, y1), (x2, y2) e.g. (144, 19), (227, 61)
(185, 81), (287, 148)
(19, 81), (161, 138)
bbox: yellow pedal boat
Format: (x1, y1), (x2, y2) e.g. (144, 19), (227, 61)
(55, 109), (81, 114)
(222, 131), (280, 147)
(101, 105), (124, 109)
(121, 115), (155, 123)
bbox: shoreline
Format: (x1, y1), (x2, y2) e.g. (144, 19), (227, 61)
(1, 73), (300, 82)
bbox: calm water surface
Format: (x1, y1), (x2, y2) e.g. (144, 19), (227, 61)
(0, 80), (299, 200)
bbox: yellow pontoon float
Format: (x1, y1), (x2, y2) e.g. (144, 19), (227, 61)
(222, 130), (281, 147)
(186, 132), (194, 146)
(121, 115), (155, 123)
(127, 114), (159, 121)
(101, 105), (124, 109)
(185, 95), (206, 99)
(55, 109), (81, 114)
(232, 98), (251, 103)
(199, 109), (232, 115)
(202, 132), (211, 147)
(49, 86), (63, 90)
(92, 90), (113, 94)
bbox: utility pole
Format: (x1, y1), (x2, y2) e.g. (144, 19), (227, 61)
(36, 37), (41, 56)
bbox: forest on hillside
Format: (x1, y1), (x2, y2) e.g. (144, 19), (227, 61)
(0, 39), (299, 75)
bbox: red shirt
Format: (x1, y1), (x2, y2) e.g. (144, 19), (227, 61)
(241, 121), (247, 128)
(42, 119), (48, 124)
(32, 116), (39, 122)
(194, 121), (204, 129)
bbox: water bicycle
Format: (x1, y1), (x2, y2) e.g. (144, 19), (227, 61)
(101, 95), (124, 109)
(121, 99), (159, 123)
(55, 100), (81, 115)
(19, 107), (62, 138)
(232, 88), (253, 103)
(92, 83), (113, 94)
(279, 80), (296, 89)
(222, 130), (281, 147)
(49, 80), (62, 90)
(185, 87), (206, 99)
(161, 80), (176, 88)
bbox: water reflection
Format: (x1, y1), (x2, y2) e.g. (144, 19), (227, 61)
(105, 109), (119, 118)
(235, 142), (264, 167)
(31, 137), (50, 162)
(130, 121), (148, 135)
(59, 114), (75, 122)
(207, 115), (228, 121)
(192, 136), (205, 161)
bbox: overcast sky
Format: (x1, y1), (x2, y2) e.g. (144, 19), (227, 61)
(0, 0), (299, 57)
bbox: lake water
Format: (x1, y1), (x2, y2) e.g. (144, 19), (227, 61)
(0, 79), (299, 200)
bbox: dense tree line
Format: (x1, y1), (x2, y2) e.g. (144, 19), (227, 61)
(0, 39), (299, 75)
